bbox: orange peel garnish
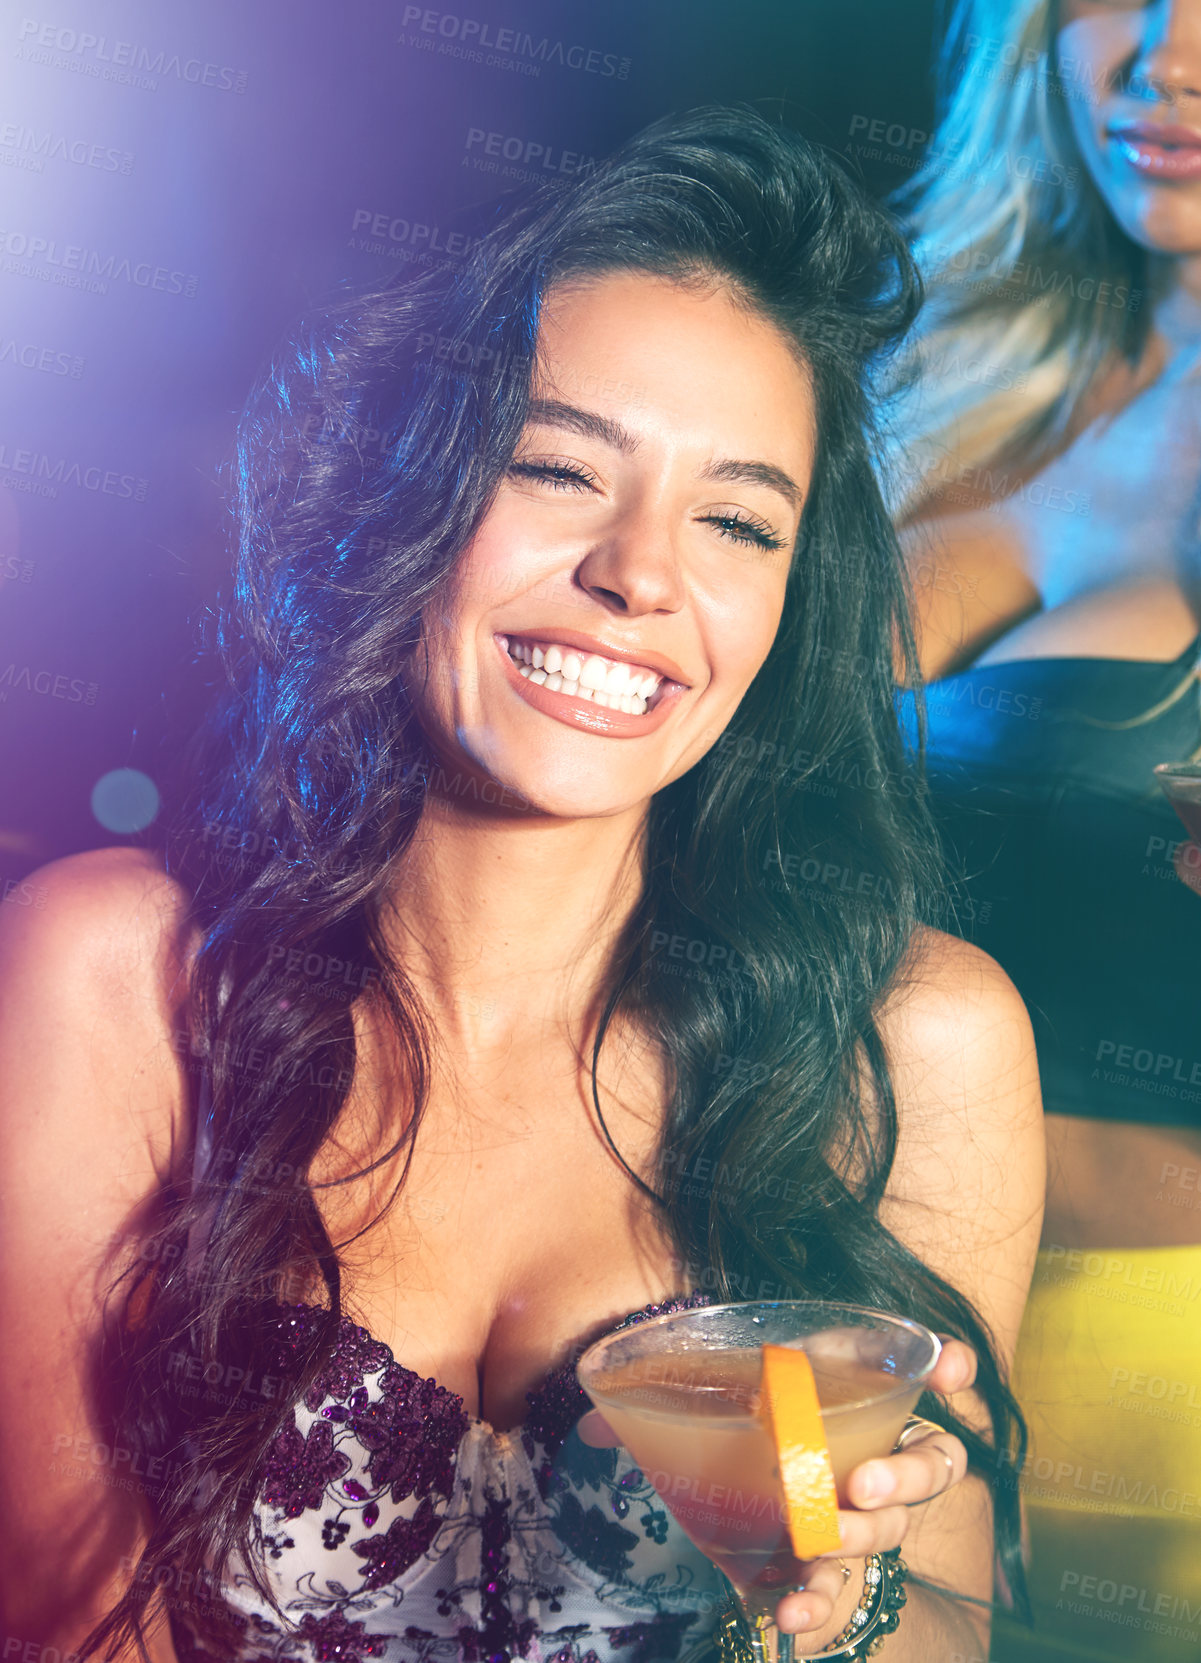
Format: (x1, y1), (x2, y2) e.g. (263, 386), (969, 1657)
(760, 1342), (842, 1559)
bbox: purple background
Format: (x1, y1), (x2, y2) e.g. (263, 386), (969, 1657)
(0, 0), (937, 889)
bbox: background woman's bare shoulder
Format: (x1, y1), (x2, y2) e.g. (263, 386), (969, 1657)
(0, 845), (201, 1193)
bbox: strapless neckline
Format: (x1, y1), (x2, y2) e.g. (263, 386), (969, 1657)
(266, 1292), (711, 1438)
(955, 629), (1201, 679)
(179, 1289), (728, 1661)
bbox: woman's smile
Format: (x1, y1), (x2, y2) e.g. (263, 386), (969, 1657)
(493, 628), (691, 737)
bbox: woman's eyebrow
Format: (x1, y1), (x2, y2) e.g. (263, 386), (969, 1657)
(524, 397), (803, 512)
(698, 456), (803, 512)
(526, 398), (638, 453)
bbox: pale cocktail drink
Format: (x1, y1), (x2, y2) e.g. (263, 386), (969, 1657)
(577, 1301), (941, 1637)
(590, 1347), (922, 1604)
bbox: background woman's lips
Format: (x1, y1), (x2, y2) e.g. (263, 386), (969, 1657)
(1110, 123), (1201, 180)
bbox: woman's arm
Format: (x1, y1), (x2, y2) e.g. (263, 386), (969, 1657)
(776, 929), (1045, 1659)
(0, 848), (195, 1662)
(878, 931), (1044, 1654)
(899, 510), (1042, 681)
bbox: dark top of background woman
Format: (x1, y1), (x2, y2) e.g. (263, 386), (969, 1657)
(912, 638), (1201, 1126)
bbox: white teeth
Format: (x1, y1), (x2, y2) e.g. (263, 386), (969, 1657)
(579, 654), (610, 692)
(503, 638), (663, 692)
(504, 638), (659, 715)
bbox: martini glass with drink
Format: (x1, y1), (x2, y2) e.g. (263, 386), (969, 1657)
(576, 1300), (941, 1663)
(1154, 761), (1201, 844)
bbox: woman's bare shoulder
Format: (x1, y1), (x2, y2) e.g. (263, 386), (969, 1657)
(0, 849), (201, 1640)
(874, 927), (1045, 1353)
(3, 842), (193, 938)
(880, 925), (1035, 1066)
(877, 924), (1043, 1156)
(0, 845), (201, 1187)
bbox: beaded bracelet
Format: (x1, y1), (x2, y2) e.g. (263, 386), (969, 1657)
(804, 1549), (908, 1659)
(714, 1549), (908, 1662)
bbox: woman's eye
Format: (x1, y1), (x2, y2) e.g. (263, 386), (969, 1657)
(506, 466), (787, 552)
(700, 511), (788, 553)
(508, 459), (599, 493)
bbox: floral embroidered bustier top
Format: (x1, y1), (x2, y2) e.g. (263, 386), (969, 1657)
(169, 1294), (727, 1663)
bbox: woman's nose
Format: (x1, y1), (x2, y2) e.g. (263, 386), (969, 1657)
(1129, 0), (1201, 107)
(573, 501), (687, 618)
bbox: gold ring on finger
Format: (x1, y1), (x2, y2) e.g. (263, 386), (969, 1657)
(895, 1415), (946, 1450)
(896, 1416), (956, 1497)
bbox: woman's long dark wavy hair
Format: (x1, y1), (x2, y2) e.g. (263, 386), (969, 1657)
(86, 105), (1028, 1657)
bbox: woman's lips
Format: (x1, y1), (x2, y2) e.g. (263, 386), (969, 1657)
(493, 632), (687, 737)
(1111, 123), (1201, 180)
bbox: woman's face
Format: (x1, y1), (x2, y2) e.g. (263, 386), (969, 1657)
(1059, 0), (1201, 253)
(410, 271), (817, 822)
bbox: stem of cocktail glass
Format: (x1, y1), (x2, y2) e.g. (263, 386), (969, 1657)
(725, 1585), (793, 1663)
(754, 1611), (794, 1663)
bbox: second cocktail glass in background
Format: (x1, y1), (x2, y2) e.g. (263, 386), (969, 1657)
(1154, 760), (1201, 843)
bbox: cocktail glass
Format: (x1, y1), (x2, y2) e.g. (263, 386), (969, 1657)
(576, 1300), (941, 1663)
(1153, 760), (1201, 843)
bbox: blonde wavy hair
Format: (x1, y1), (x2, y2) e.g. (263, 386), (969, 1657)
(880, 0), (1154, 520)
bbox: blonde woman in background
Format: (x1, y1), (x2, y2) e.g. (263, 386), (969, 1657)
(886, 1), (1201, 1659)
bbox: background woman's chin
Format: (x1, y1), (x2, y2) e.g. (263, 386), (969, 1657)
(1129, 214), (1201, 258)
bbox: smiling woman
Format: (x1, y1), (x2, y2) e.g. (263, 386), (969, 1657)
(417, 274), (813, 809)
(0, 108), (1042, 1663)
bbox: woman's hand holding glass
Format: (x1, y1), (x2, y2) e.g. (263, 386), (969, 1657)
(578, 1338), (976, 1653)
(770, 1340), (975, 1647)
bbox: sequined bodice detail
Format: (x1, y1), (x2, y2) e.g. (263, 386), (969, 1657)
(171, 1296), (725, 1663)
